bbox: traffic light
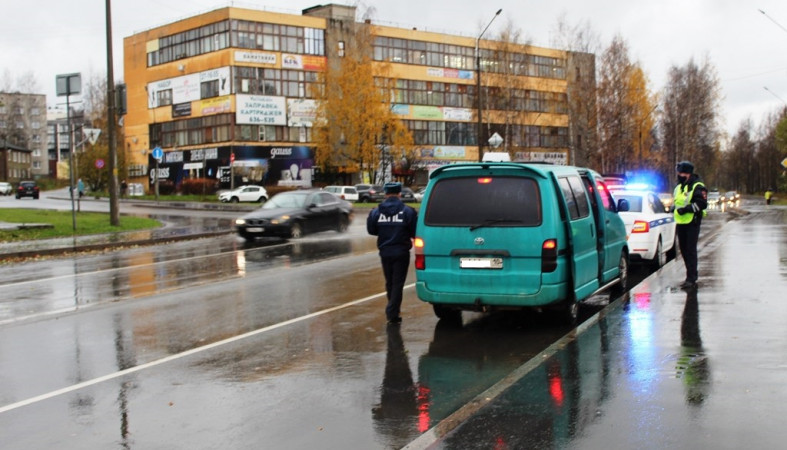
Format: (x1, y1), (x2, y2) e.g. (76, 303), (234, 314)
(115, 84), (127, 116)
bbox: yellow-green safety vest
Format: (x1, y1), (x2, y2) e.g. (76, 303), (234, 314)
(673, 181), (706, 224)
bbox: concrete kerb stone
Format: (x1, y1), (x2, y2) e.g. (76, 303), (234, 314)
(0, 230), (232, 261)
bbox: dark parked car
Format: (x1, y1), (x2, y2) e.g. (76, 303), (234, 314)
(16, 181), (39, 199)
(234, 189), (353, 240)
(401, 187), (417, 202)
(354, 184), (385, 203)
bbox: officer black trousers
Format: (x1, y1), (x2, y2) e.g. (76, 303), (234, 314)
(676, 224), (701, 283)
(380, 253), (410, 321)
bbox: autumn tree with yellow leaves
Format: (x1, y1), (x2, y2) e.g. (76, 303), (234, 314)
(312, 22), (412, 184)
(597, 35), (658, 174)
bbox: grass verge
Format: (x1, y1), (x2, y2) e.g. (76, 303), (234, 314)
(0, 209), (161, 242)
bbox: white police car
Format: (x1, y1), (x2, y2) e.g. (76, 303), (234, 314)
(609, 187), (677, 269)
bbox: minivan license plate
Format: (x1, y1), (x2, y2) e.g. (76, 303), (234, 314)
(460, 257), (503, 269)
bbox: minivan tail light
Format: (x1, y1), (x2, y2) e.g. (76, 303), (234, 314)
(414, 237), (425, 270)
(542, 239), (558, 272)
(632, 220), (649, 233)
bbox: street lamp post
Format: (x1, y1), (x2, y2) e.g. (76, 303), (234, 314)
(476, 8), (502, 162)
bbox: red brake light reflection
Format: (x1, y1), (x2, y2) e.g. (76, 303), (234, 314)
(478, 177), (493, 184)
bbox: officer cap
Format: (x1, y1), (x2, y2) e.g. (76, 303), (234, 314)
(676, 161), (694, 174)
(383, 182), (402, 194)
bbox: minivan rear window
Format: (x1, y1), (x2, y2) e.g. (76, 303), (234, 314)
(424, 177), (541, 226)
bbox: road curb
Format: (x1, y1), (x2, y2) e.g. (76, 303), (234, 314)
(0, 230), (233, 261)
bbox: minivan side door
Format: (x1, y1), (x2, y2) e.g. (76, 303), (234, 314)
(556, 175), (600, 300)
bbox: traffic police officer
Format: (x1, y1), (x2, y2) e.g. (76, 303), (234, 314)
(367, 182), (418, 324)
(673, 161), (708, 289)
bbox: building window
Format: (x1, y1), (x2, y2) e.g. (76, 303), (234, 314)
(157, 89), (173, 107)
(337, 41), (345, 57)
(201, 79), (219, 99)
(233, 67), (319, 98)
(148, 20), (230, 67)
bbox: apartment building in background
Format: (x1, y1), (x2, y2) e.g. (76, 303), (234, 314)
(123, 4), (594, 190)
(0, 92), (48, 180)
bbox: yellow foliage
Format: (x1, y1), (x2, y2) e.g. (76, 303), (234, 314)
(312, 23), (413, 178)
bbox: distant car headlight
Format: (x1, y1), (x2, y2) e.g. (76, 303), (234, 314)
(235, 219), (246, 225)
(271, 215), (290, 225)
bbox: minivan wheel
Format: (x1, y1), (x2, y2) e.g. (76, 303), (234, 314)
(562, 301), (579, 325)
(433, 304), (461, 322)
(611, 252), (629, 298)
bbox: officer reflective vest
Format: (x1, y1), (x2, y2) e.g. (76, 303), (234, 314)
(673, 181), (706, 224)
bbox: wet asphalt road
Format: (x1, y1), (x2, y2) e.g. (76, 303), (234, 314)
(1, 196), (780, 449)
(408, 204), (787, 449)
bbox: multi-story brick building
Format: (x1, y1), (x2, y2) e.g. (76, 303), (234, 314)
(123, 4), (594, 190)
(0, 92), (48, 180)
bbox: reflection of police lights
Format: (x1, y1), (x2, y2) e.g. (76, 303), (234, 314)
(417, 384), (431, 432)
(548, 364), (564, 407)
(633, 292), (651, 310)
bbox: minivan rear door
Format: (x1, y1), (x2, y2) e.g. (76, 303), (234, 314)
(555, 175), (600, 300)
(420, 175), (545, 298)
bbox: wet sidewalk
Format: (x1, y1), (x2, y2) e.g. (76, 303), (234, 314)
(407, 206), (787, 449)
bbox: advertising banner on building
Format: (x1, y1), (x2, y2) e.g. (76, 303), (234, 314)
(149, 145), (315, 189)
(200, 96), (231, 115)
(147, 67), (231, 108)
(282, 54), (326, 71)
(287, 99), (317, 127)
(234, 50), (277, 66)
(236, 95), (286, 125)
(391, 104), (473, 122)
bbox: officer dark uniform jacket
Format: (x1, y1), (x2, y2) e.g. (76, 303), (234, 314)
(673, 161), (708, 288)
(367, 182), (418, 323)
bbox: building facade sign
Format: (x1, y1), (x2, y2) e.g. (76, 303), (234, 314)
(234, 50), (277, 65)
(200, 96), (231, 115)
(419, 146), (468, 159)
(392, 104), (473, 122)
(172, 102), (192, 117)
(287, 99), (317, 127)
(514, 151), (568, 165)
(236, 95), (286, 125)
(426, 68), (474, 80)
(281, 54), (326, 71)
(147, 67), (231, 108)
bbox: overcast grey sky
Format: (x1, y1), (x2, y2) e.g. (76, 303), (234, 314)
(2, 0), (786, 140)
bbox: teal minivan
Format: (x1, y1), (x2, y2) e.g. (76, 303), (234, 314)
(414, 162), (630, 323)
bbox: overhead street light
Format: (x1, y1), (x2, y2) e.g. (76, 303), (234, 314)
(759, 9), (787, 35)
(764, 86), (787, 106)
(476, 8), (502, 162)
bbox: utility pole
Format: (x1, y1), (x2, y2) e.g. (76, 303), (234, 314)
(106, 0), (119, 226)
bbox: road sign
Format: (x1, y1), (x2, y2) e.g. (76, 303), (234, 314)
(782, 157), (787, 169)
(152, 146), (163, 160)
(84, 128), (101, 145)
(95, 158), (105, 169)
(488, 132), (503, 148)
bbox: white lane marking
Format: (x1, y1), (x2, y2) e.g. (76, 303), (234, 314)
(0, 283), (415, 414)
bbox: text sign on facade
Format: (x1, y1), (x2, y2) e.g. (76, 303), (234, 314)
(236, 94), (286, 126)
